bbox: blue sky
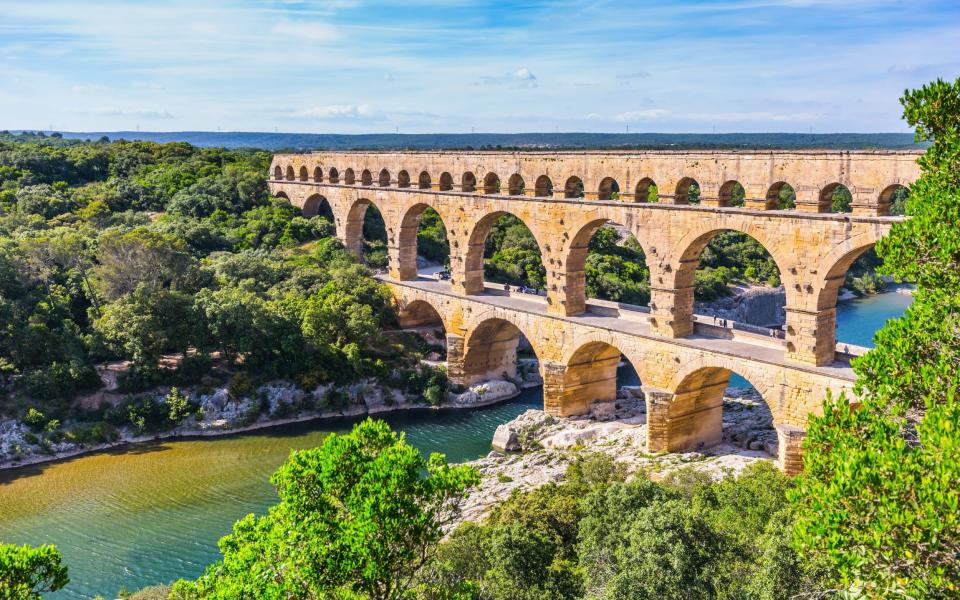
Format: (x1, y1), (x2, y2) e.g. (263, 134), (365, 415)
(1, 0), (958, 133)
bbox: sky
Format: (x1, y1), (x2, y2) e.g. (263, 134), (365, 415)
(1, 0), (958, 134)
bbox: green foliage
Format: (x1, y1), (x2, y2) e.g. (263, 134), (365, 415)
(172, 419), (479, 600)
(792, 77), (960, 598)
(0, 543), (69, 599)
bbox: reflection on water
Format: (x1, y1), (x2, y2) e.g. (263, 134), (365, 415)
(0, 291), (911, 598)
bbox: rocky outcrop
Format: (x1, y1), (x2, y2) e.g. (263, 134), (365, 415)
(697, 285), (786, 327)
(458, 388), (779, 525)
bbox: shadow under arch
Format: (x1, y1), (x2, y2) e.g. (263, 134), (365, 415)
(396, 298), (448, 336)
(558, 339), (645, 416)
(462, 210), (547, 295)
(661, 360), (778, 455)
(458, 315), (543, 393)
(302, 193), (335, 221)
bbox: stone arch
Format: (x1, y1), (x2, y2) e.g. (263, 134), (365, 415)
(273, 166), (283, 180)
(558, 340), (626, 415)
(343, 197), (388, 258)
(418, 171), (432, 189)
(313, 166), (323, 183)
(879, 183), (909, 216)
(634, 177), (657, 202)
(483, 172), (501, 194)
(361, 169), (373, 186)
(462, 171), (477, 193)
(661, 224), (788, 337)
(458, 315), (542, 389)
(563, 216), (653, 315)
(396, 202), (452, 280)
(820, 182), (852, 213)
(299, 166), (308, 182)
(285, 165), (295, 181)
(718, 180), (745, 207)
(507, 173), (525, 196)
(274, 190), (289, 201)
(564, 176), (585, 198)
(379, 168), (391, 187)
(396, 298), (449, 333)
(329, 167), (340, 184)
(535, 175), (554, 197)
(766, 182), (796, 210)
(462, 210), (547, 295)
(656, 360), (779, 454)
(344, 168), (355, 185)
(674, 177), (700, 204)
(398, 170), (411, 188)
(439, 172), (454, 191)
(302, 193), (334, 221)
(598, 177), (620, 201)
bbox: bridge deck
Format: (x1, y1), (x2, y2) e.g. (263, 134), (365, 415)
(381, 275), (857, 382)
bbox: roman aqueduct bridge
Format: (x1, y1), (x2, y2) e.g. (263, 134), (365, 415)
(268, 149), (920, 473)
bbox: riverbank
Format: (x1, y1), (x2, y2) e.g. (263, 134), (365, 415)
(0, 376), (534, 472)
(456, 387), (777, 525)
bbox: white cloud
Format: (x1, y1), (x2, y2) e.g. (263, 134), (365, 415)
(269, 21), (340, 43)
(295, 104), (380, 119)
(85, 107), (175, 119)
(70, 84), (110, 93)
(515, 67), (536, 81)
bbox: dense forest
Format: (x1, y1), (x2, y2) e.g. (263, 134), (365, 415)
(0, 132), (442, 451)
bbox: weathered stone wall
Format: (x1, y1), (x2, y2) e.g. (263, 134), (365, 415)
(269, 178), (896, 366)
(271, 149), (920, 214)
(389, 281), (854, 474)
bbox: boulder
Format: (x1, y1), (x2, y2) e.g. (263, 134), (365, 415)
(492, 424), (521, 452)
(590, 401), (617, 421)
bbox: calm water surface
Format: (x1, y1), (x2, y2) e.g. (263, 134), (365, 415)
(0, 292), (911, 598)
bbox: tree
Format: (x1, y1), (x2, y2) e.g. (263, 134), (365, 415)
(0, 543), (69, 600)
(171, 419), (479, 600)
(94, 228), (196, 300)
(792, 78), (960, 597)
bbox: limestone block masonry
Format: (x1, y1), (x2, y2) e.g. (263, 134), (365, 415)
(267, 150), (919, 474)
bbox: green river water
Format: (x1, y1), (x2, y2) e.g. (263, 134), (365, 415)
(0, 292), (912, 598)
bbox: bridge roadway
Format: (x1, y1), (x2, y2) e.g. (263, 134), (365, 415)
(385, 275), (859, 475)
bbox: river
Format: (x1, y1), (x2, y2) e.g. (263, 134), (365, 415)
(0, 291), (911, 598)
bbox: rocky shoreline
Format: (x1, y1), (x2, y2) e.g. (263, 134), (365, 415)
(456, 387), (777, 525)
(0, 377), (529, 472)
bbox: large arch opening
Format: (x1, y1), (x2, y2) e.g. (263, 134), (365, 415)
(718, 180), (745, 207)
(361, 169), (373, 186)
(396, 203), (451, 279)
(671, 229), (785, 336)
(459, 318), (541, 394)
(766, 182), (796, 210)
(483, 172), (501, 195)
(439, 172), (454, 191)
(302, 194), (335, 223)
(464, 212), (546, 295)
(461, 171), (477, 193)
(564, 176), (585, 199)
(675, 177), (701, 204)
(663, 366), (777, 459)
(343, 168), (354, 185)
(634, 178), (658, 203)
(566, 219), (651, 315)
(879, 184), (910, 216)
(821, 182), (853, 213)
(598, 177), (620, 201)
(534, 175), (553, 197)
(507, 174), (525, 196)
(398, 170), (411, 188)
(273, 166), (283, 180)
(418, 171), (432, 189)
(344, 198), (388, 268)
